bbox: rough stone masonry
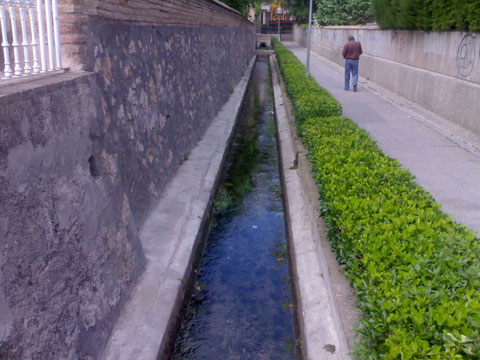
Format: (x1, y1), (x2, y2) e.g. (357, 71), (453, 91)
(0, 1), (254, 359)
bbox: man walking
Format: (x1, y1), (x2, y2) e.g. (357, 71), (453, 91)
(342, 35), (362, 92)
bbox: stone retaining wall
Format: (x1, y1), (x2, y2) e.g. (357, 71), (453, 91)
(0, 1), (253, 359)
(294, 25), (480, 135)
(0, 73), (145, 360)
(59, 0), (251, 70)
(87, 20), (254, 223)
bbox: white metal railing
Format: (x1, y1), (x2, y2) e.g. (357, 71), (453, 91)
(0, 0), (61, 80)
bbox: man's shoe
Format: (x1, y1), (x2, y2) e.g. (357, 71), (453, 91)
(353, 85), (357, 92)
(345, 88), (349, 91)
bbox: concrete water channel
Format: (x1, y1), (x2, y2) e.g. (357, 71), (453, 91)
(104, 52), (351, 360)
(172, 55), (297, 359)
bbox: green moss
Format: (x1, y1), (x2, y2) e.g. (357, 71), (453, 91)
(212, 85), (260, 217)
(213, 134), (258, 215)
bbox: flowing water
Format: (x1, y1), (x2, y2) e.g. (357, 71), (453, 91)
(172, 56), (297, 360)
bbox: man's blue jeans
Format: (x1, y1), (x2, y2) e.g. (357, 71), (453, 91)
(345, 59), (359, 90)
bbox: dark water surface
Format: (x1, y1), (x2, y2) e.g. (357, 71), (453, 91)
(172, 57), (297, 360)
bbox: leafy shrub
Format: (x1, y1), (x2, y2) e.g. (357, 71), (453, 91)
(315, 0), (374, 26)
(373, 0), (480, 32)
(286, 0), (318, 25)
(273, 37), (480, 359)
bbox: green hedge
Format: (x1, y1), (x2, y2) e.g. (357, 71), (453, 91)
(273, 41), (342, 123)
(272, 37), (480, 359)
(372, 0), (480, 32)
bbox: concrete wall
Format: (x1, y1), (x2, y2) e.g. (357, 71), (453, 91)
(0, 1), (253, 359)
(293, 25), (480, 135)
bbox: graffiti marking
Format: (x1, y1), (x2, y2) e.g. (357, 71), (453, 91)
(457, 34), (476, 78)
(398, 37), (405, 52)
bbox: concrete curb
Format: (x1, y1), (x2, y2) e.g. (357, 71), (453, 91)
(102, 56), (256, 360)
(269, 55), (351, 359)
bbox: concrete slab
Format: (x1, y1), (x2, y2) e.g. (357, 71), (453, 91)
(284, 41), (480, 233)
(256, 34), (274, 47)
(101, 56), (256, 360)
(256, 50), (275, 55)
(270, 56), (351, 359)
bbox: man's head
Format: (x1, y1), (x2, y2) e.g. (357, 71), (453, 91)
(348, 35), (355, 42)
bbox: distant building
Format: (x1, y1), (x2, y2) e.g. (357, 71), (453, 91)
(259, 1), (293, 25)
(257, 1), (294, 37)
(260, 4), (271, 25)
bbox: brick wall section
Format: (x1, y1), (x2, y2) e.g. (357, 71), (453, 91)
(59, 0), (251, 70)
(59, 0), (89, 69)
(87, 0), (247, 26)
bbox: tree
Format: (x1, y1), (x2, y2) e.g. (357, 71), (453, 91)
(372, 0), (480, 32)
(283, 0), (318, 24)
(222, 0), (260, 16)
(315, 0), (374, 26)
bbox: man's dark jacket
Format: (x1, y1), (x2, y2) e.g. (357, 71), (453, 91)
(342, 41), (363, 60)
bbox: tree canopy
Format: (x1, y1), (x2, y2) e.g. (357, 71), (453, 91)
(372, 0), (480, 32)
(314, 0), (374, 26)
(283, 0), (318, 24)
(221, 0), (262, 17)
(268, 0), (373, 26)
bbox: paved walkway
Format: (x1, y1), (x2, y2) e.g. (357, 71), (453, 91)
(284, 42), (480, 233)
